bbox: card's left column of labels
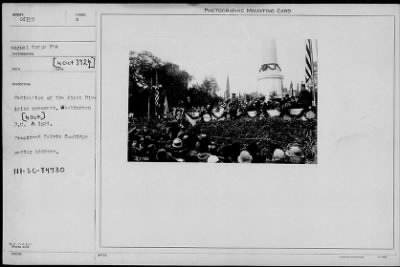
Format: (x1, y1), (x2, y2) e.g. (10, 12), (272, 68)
(3, 4), (98, 264)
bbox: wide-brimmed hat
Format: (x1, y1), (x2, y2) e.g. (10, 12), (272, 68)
(285, 146), (304, 157)
(272, 149), (285, 161)
(207, 155), (220, 163)
(238, 150), (252, 163)
(203, 114), (211, 122)
(172, 138), (183, 149)
(156, 148), (168, 161)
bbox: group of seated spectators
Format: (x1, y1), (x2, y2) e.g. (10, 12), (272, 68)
(128, 86), (317, 163)
(236, 92), (314, 115)
(205, 91), (314, 122)
(128, 120), (313, 164)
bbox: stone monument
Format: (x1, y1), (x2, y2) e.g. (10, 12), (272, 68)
(257, 39), (284, 98)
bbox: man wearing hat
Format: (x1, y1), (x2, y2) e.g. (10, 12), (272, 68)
(286, 145), (305, 164)
(207, 155), (221, 163)
(238, 150), (253, 163)
(171, 138), (184, 160)
(266, 148), (287, 163)
(156, 148), (177, 162)
(297, 83), (312, 109)
(229, 93), (239, 120)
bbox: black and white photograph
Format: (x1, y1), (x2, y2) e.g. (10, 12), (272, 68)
(128, 38), (318, 163)
(100, 11), (395, 254)
(4, 3), (399, 265)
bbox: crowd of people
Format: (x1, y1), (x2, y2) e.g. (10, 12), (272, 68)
(181, 84), (315, 122)
(128, 118), (315, 164)
(128, 85), (317, 163)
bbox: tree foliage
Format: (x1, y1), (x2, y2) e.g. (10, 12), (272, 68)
(128, 51), (221, 116)
(200, 76), (219, 96)
(185, 83), (223, 108)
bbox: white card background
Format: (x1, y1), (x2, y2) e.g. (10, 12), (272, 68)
(100, 14), (394, 249)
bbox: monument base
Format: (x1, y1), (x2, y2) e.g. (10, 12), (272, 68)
(257, 72), (284, 98)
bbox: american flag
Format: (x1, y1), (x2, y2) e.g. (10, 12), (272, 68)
(154, 89), (159, 111)
(153, 71), (161, 115)
(305, 39), (314, 84)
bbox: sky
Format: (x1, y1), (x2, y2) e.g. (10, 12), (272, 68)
(125, 15), (318, 96)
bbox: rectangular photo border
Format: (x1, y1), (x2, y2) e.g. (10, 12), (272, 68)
(98, 12), (397, 251)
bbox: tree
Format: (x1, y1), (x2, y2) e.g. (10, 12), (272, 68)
(186, 81), (222, 108)
(200, 76), (219, 96)
(129, 51), (194, 116)
(128, 51), (222, 117)
(129, 51), (161, 90)
(128, 51), (162, 116)
(158, 62), (191, 107)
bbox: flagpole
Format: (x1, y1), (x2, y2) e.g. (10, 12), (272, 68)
(154, 71), (157, 118)
(305, 39), (315, 107)
(314, 39), (318, 107)
(309, 39), (316, 108)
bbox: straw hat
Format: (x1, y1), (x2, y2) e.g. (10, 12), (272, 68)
(238, 151), (253, 163)
(285, 146), (304, 158)
(172, 138), (183, 149)
(207, 155), (220, 163)
(272, 149), (285, 161)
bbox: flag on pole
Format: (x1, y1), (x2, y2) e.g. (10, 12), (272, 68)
(155, 90), (159, 110)
(305, 39), (318, 107)
(152, 71), (162, 116)
(305, 39), (314, 84)
(154, 72), (159, 110)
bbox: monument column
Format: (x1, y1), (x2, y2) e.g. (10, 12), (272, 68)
(257, 39), (284, 98)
